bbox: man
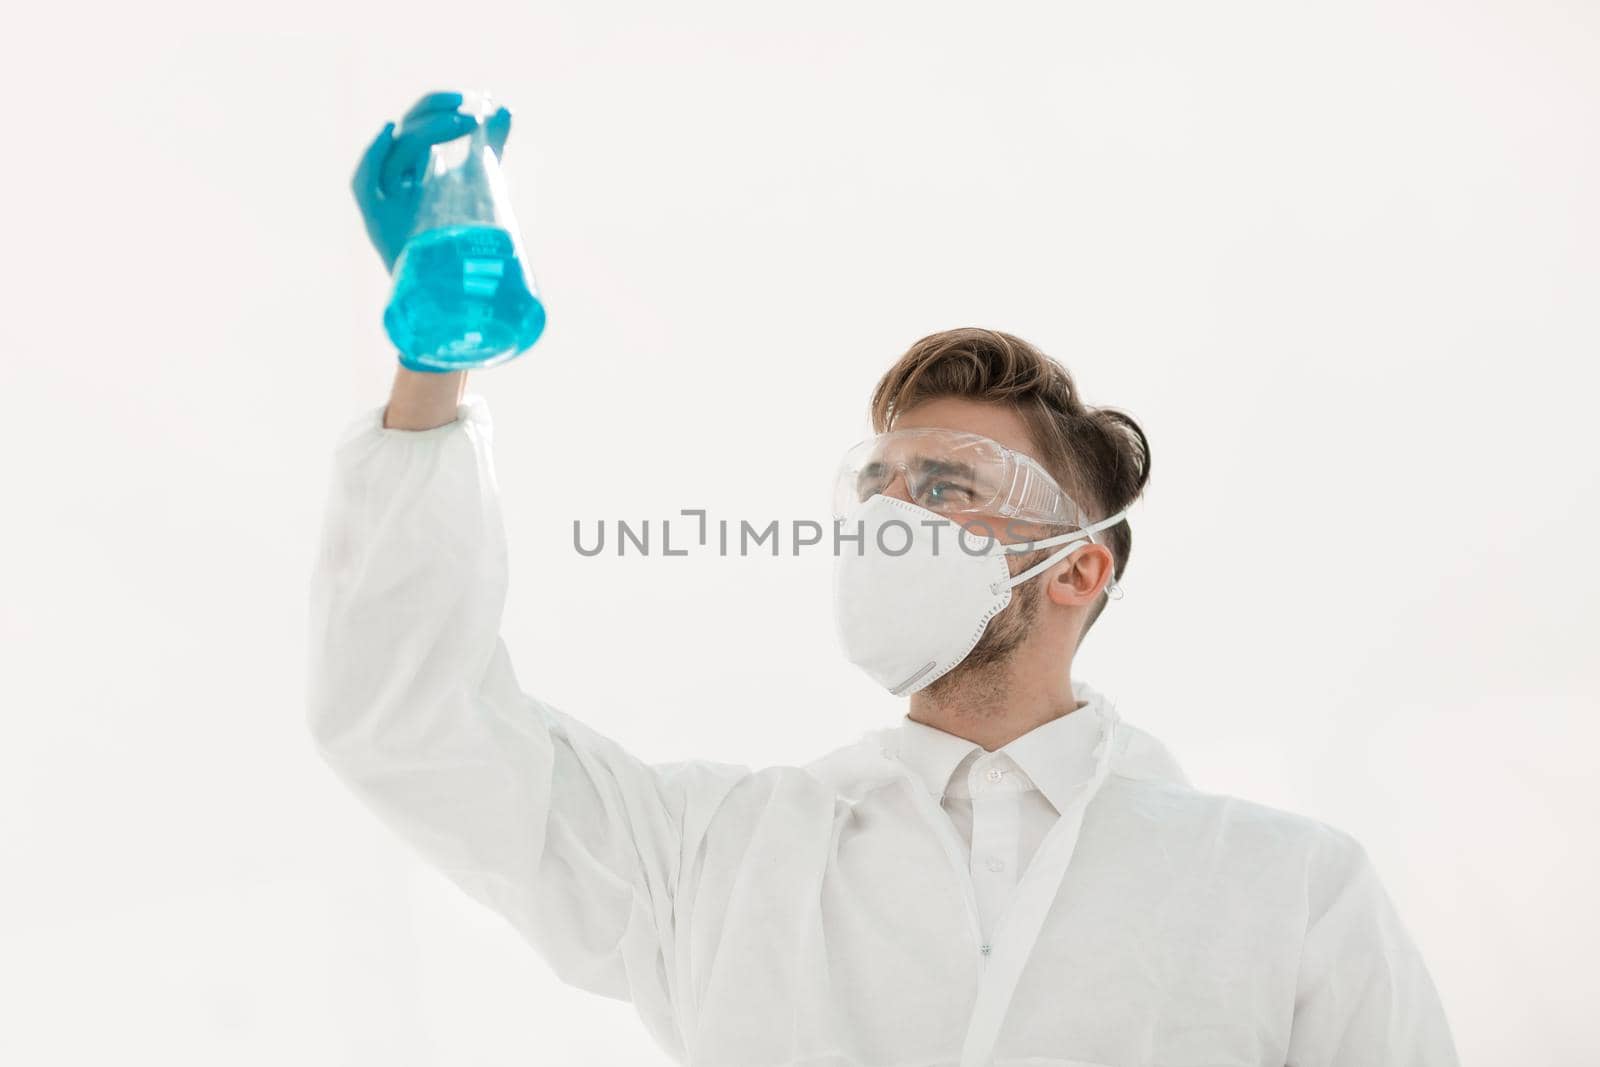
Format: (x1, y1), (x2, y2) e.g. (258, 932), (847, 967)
(308, 94), (1458, 1066)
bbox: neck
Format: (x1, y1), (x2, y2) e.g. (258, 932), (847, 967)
(907, 641), (1086, 751)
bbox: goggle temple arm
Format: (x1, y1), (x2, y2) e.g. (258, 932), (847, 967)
(995, 505), (1131, 600)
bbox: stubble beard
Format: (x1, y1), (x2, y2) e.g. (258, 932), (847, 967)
(919, 567), (1043, 715)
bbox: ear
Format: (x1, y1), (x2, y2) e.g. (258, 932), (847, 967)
(1043, 543), (1115, 608)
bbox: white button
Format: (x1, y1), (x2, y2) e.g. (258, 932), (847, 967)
(880, 747), (892, 759)
(986, 768), (1004, 783)
(979, 944), (991, 955)
(986, 857), (1005, 872)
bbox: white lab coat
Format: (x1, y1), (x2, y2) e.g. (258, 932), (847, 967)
(307, 395), (1459, 1067)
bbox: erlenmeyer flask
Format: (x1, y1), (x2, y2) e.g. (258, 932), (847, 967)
(383, 91), (546, 372)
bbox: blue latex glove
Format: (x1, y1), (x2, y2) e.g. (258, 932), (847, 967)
(352, 91), (513, 273)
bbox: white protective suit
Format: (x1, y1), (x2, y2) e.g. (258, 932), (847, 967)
(306, 395), (1459, 1067)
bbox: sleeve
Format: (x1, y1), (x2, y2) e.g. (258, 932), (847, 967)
(304, 394), (748, 1055)
(1286, 828), (1460, 1067)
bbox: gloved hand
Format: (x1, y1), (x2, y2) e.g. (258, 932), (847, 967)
(352, 91), (513, 273)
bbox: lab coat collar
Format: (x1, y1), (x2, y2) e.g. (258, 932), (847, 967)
(812, 680), (1186, 802)
(888, 679), (1114, 815)
(893, 717), (983, 801)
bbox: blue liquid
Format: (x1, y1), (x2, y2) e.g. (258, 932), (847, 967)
(384, 225), (546, 372)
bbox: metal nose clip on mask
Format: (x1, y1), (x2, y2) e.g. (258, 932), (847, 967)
(831, 494), (1131, 695)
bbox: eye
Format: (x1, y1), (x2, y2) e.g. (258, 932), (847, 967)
(920, 480), (977, 510)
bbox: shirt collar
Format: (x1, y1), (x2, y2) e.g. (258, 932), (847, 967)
(888, 680), (1110, 815)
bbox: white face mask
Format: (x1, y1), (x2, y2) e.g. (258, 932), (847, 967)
(831, 494), (1131, 695)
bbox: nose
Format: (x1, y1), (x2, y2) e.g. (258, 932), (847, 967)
(879, 467), (915, 504)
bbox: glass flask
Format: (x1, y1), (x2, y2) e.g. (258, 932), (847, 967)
(384, 91), (546, 372)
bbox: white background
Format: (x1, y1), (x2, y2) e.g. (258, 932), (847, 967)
(2, 3), (1596, 1064)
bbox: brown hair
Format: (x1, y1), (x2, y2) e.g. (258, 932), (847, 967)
(869, 327), (1151, 633)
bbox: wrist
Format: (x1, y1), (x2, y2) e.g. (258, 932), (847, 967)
(382, 366), (469, 430)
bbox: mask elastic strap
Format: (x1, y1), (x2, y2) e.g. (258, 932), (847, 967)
(990, 506), (1131, 597)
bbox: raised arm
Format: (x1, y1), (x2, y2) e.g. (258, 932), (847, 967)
(310, 96), (758, 1059)
(306, 373), (756, 1058)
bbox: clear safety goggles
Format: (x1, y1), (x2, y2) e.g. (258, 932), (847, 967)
(833, 427), (1088, 529)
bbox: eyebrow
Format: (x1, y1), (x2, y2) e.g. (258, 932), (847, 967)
(860, 458), (980, 480)
(913, 458), (978, 480)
